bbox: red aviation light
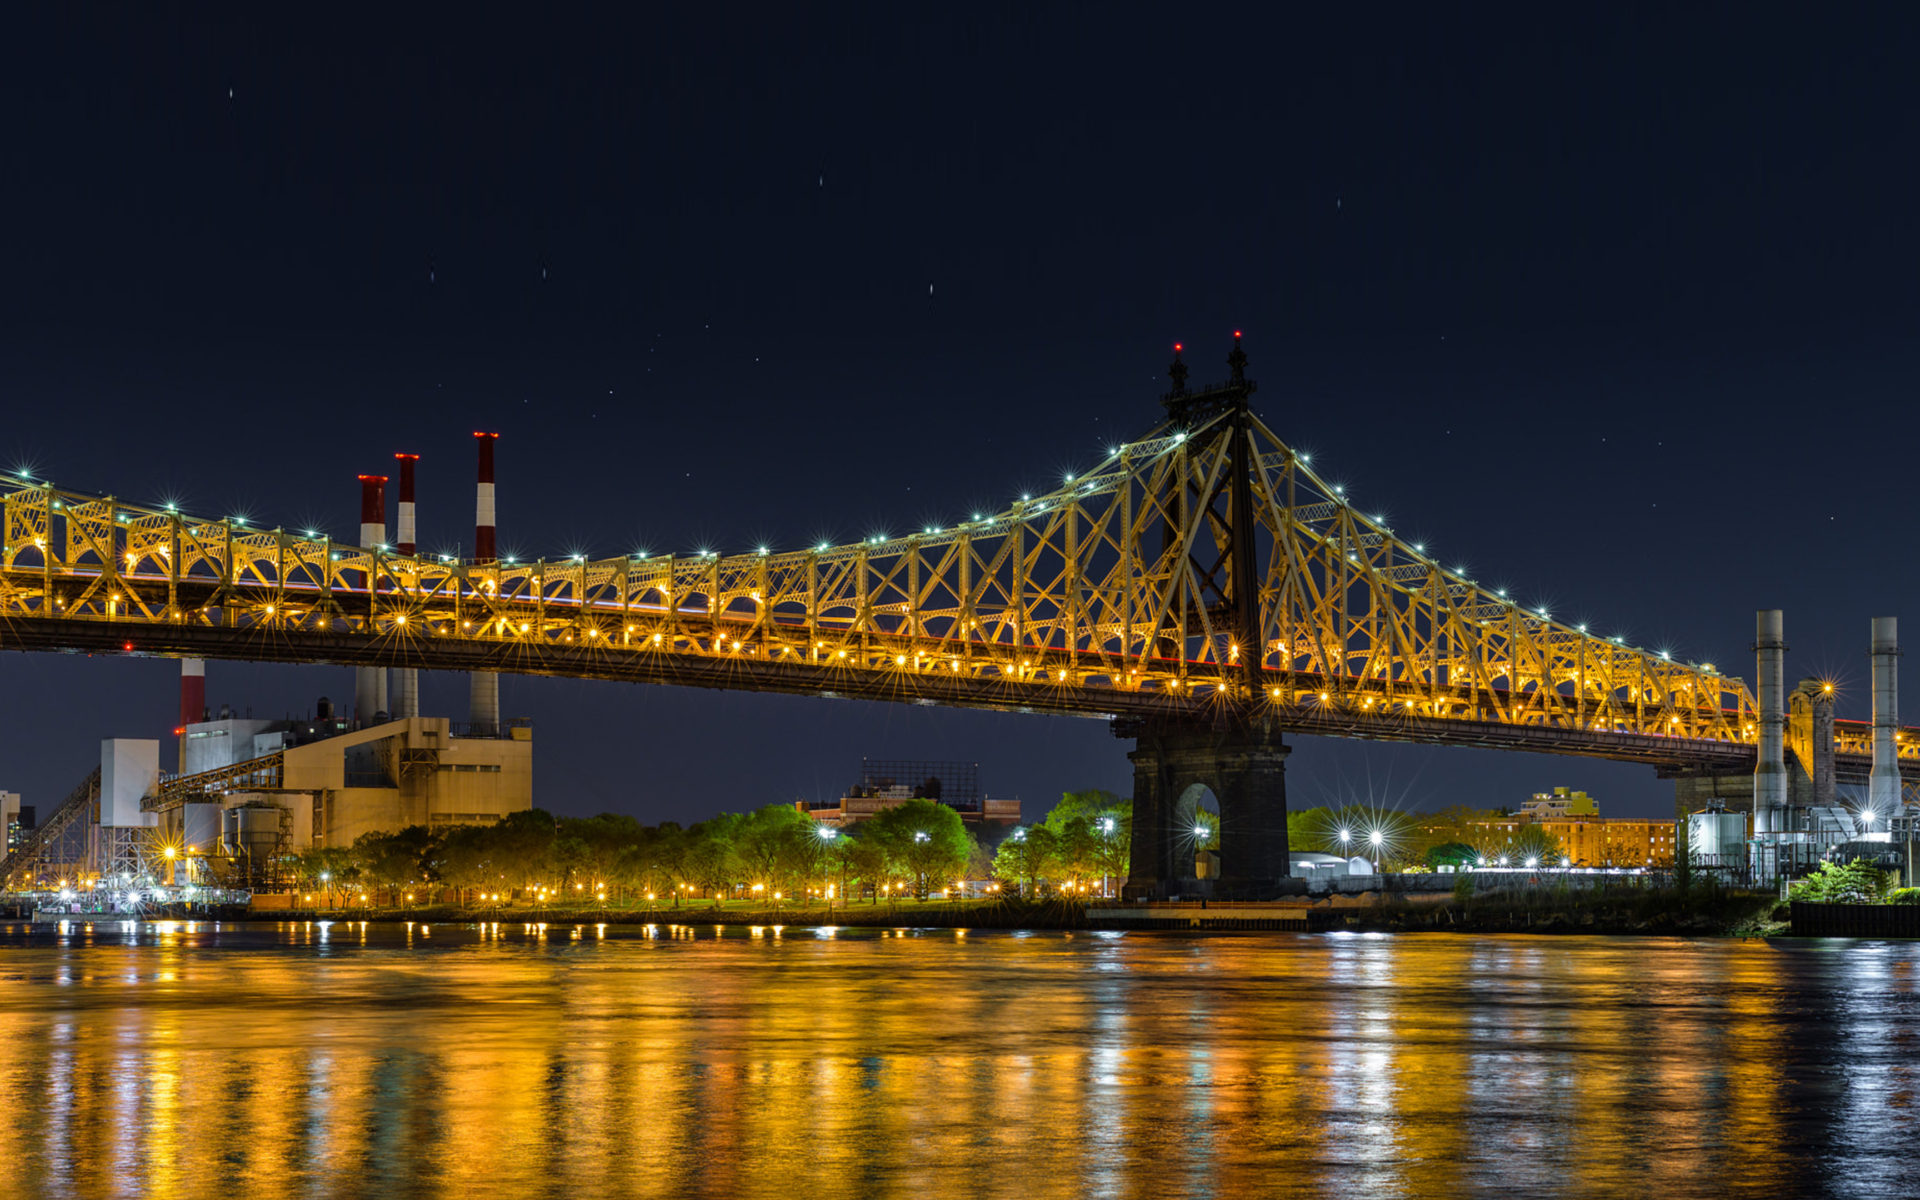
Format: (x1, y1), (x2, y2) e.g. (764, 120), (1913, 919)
(1233, 330), (1242, 339)
(1173, 342), (1183, 353)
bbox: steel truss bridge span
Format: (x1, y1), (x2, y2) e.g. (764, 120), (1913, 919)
(4, 387), (1907, 774)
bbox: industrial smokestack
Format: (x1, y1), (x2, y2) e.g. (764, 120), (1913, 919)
(1754, 609), (1787, 835)
(392, 453), (421, 720)
(1871, 616), (1900, 822)
(178, 658), (205, 771)
(470, 433), (500, 736)
(356, 473), (390, 726)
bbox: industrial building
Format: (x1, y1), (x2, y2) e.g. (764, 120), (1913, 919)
(0, 435), (535, 895)
(1678, 613), (1919, 881)
(797, 758), (1021, 833)
(158, 700), (533, 850)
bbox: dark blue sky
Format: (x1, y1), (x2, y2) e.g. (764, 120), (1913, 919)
(3, 6), (1917, 822)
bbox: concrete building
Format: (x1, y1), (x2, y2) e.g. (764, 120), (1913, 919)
(1, 791), (30, 853)
(158, 704), (533, 854)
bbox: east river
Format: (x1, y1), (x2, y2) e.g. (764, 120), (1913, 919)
(2, 922), (1918, 1199)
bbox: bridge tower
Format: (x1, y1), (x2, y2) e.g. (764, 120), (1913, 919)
(1119, 336), (1298, 901)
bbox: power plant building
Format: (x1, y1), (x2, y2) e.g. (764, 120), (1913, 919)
(156, 702), (533, 853)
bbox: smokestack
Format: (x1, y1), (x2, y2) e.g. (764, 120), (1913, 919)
(1754, 609), (1787, 835)
(394, 454), (418, 554)
(473, 432), (497, 562)
(392, 453), (421, 720)
(356, 474), (390, 726)
(1871, 616), (1900, 822)
(470, 433), (500, 736)
(178, 658), (205, 771)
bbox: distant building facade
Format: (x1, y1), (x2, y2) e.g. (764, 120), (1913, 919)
(797, 757), (1021, 832)
(1, 790), (31, 853)
(1432, 787), (1680, 867)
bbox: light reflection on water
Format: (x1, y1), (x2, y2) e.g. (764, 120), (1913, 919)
(1, 922), (1917, 1199)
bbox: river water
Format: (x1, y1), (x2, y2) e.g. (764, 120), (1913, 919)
(1, 921), (1917, 1199)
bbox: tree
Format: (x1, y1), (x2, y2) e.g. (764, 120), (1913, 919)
(1424, 842), (1478, 871)
(623, 822), (687, 901)
(1791, 859), (1893, 904)
(733, 804), (819, 900)
(862, 799), (971, 897)
(557, 813), (644, 894)
(681, 813), (742, 903)
(430, 825), (496, 902)
(1042, 791), (1129, 895)
(353, 826), (434, 901)
(840, 830), (895, 901)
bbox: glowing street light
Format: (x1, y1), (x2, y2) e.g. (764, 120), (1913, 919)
(1193, 824), (1211, 841)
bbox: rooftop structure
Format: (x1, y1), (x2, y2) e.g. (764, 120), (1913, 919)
(799, 758), (1019, 830)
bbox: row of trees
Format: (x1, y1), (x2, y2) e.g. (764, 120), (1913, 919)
(278, 792), (1667, 907)
(287, 799), (984, 905)
(1286, 805), (1580, 872)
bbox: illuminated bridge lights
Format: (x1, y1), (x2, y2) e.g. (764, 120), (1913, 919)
(10, 402), (1896, 768)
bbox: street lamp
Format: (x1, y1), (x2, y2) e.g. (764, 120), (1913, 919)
(815, 825), (840, 911)
(1368, 828), (1383, 873)
(1099, 817), (1117, 897)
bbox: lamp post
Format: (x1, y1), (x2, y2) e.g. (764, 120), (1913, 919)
(815, 825), (839, 914)
(1368, 828), (1383, 874)
(320, 871), (331, 910)
(1099, 817), (1116, 898)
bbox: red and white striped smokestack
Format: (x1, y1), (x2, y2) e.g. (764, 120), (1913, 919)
(358, 474), (389, 548)
(356, 474), (390, 725)
(393, 453), (422, 720)
(473, 432), (497, 563)
(177, 657), (205, 772)
(394, 454), (419, 555)
(470, 433), (500, 735)
(179, 659), (205, 731)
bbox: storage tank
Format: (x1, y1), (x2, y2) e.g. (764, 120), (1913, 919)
(1686, 809), (1747, 865)
(181, 803), (222, 854)
(221, 806), (283, 862)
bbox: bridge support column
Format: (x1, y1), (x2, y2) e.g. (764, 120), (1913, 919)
(1118, 718), (1300, 901)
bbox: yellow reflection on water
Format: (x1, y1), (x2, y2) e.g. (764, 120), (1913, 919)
(0, 924), (1915, 1199)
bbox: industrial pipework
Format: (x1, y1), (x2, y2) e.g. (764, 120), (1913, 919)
(469, 432), (500, 736)
(1870, 616), (1900, 822)
(356, 473), (389, 725)
(392, 453), (421, 720)
(1754, 609), (1787, 835)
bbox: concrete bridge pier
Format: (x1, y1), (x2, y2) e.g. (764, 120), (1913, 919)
(1118, 718), (1300, 901)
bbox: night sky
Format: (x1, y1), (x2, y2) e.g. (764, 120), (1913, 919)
(4, 7), (1918, 823)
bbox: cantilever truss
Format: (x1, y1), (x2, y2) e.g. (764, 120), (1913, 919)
(3, 367), (1899, 771)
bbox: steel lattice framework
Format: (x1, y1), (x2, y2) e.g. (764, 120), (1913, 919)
(1, 353), (1909, 775)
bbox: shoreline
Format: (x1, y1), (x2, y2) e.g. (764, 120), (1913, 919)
(18, 891), (1798, 937)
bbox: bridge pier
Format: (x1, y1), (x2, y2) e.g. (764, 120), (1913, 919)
(1118, 718), (1300, 901)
